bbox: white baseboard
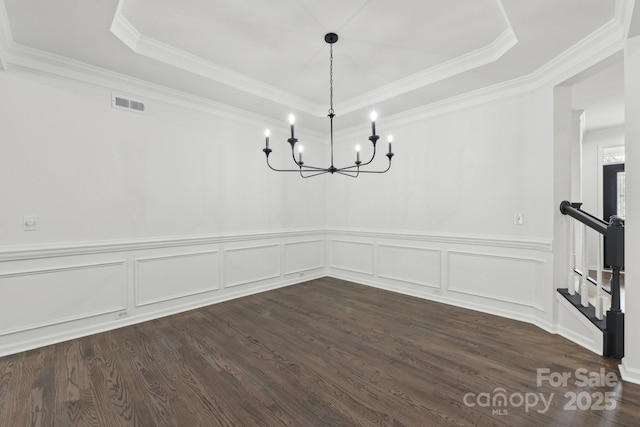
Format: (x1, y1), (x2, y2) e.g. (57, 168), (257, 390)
(0, 272), (324, 357)
(327, 271), (552, 336)
(619, 359), (640, 385)
(0, 230), (326, 357)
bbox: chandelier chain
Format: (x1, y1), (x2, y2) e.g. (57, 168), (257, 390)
(329, 44), (334, 115)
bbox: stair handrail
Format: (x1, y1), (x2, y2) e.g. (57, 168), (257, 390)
(559, 200), (624, 358)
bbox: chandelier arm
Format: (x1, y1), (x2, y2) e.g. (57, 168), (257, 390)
(300, 169), (329, 178)
(350, 160), (392, 174)
(265, 156), (313, 172)
(335, 169), (360, 178)
(288, 145), (328, 171)
(360, 144), (378, 167)
(334, 145), (378, 172)
(335, 164), (358, 171)
(299, 163), (328, 171)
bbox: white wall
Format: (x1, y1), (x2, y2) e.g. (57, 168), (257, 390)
(0, 71), (326, 244)
(323, 91), (563, 338)
(0, 54), (617, 360)
(621, 33), (640, 384)
(326, 93), (552, 238)
(0, 70), (327, 355)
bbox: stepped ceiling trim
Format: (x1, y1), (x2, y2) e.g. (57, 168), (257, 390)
(0, 0), (633, 131)
(110, 0), (517, 117)
(335, 27), (517, 115)
(110, 11), (321, 116)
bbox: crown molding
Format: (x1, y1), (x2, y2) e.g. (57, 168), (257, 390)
(0, 30), (325, 142)
(336, 26), (518, 115)
(108, 4), (140, 52)
(331, 2), (627, 140)
(354, 12), (627, 135)
(615, 0), (637, 39)
(0, 0), (631, 139)
(4, 44), (267, 125)
(110, 0), (517, 117)
(110, 8), (323, 117)
(0, 4), (327, 138)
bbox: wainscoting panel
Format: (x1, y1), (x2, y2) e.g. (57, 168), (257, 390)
(225, 244), (281, 287)
(378, 244), (441, 288)
(328, 240), (374, 275)
(284, 240), (324, 275)
(0, 261), (127, 336)
(135, 250), (220, 307)
(0, 229), (567, 357)
(447, 251), (546, 310)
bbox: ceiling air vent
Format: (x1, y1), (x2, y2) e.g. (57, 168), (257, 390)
(111, 93), (146, 113)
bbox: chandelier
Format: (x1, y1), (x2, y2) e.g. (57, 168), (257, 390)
(262, 33), (394, 178)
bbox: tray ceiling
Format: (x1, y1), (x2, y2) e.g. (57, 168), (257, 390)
(0, 0), (625, 130)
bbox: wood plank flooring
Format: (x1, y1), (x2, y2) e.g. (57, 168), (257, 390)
(1, 277), (639, 426)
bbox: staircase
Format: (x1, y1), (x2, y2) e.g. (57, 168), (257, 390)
(558, 201), (624, 359)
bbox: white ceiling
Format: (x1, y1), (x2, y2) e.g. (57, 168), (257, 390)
(0, 0), (629, 131)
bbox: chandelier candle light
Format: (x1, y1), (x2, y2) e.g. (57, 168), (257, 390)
(263, 32), (395, 178)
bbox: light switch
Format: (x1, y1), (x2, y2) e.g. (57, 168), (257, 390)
(23, 215), (38, 231)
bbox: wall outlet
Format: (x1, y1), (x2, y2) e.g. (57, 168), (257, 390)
(116, 310), (129, 319)
(514, 212), (524, 225)
(23, 215), (38, 231)
(432, 289), (442, 295)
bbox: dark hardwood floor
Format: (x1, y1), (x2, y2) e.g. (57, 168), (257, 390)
(1, 277), (639, 426)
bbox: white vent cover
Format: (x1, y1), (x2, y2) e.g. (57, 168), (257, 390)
(111, 93), (146, 113)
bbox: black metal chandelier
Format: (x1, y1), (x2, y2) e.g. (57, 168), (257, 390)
(263, 33), (394, 178)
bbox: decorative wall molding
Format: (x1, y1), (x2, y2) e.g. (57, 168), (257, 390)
(134, 250), (220, 307)
(283, 240), (325, 275)
(0, 224), (603, 362)
(377, 244), (441, 288)
(446, 251), (546, 311)
(327, 228), (553, 252)
(0, 229), (325, 262)
(0, 260), (124, 279)
(328, 240), (375, 275)
(328, 269), (555, 338)
(0, 230), (326, 357)
(0, 261), (127, 336)
(325, 229), (560, 354)
(225, 244), (281, 288)
(0, 270), (324, 358)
